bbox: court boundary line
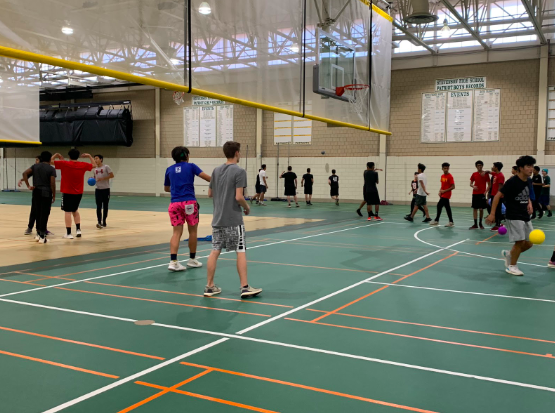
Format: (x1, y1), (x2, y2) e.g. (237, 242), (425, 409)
(0, 222), (385, 300)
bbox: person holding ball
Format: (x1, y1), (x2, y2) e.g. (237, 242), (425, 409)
(486, 156), (535, 276)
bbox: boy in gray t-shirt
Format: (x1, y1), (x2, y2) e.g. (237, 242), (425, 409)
(93, 155), (115, 229)
(205, 141), (262, 299)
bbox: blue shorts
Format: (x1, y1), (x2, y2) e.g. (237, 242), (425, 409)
(540, 195), (550, 206)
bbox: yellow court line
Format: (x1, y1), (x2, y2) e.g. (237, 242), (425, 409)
(0, 45), (391, 134)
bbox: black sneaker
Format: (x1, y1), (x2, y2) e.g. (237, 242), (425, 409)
(24, 227), (33, 236)
(241, 285), (262, 298)
(96, 223), (102, 229)
(549, 212), (553, 217)
(423, 218), (432, 223)
(356, 209), (363, 217)
(404, 215), (414, 222)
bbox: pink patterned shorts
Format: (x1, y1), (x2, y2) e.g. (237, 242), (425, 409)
(168, 200), (199, 227)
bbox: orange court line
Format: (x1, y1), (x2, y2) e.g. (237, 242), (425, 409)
(55, 257), (170, 277)
(305, 310), (555, 345)
(0, 278), (46, 287)
(311, 252), (458, 323)
(120, 370), (212, 413)
(0, 348), (119, 378)
(85, 281), (293, 308)
(180, 362), (434, 413)
(287, 318), (555, 360)
(54, 287), (272, 317)
(0, 326), (164, 360)
(15, 271), (75, 281)
(219, 258), (381, 275)
(476, 233), (498, 245)
(135, 380), (277, 413)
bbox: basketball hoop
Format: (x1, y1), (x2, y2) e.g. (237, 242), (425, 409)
(336, 84), (369, 120)
(173, 91), (185, 106)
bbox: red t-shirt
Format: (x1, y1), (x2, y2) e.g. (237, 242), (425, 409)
(440, 173), (455, 199)
(470, 171), (490, 195)
(55, 160), (93, 195)
(491, 172), (505, 196)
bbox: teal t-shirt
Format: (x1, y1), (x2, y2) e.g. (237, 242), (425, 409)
(542, 175), (551, 195)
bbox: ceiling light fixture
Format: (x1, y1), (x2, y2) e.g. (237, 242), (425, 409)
(199, 2), (212, 15)
(62, 26), (74, 35)
(290, 43), (300, 53)
(170, 58), (180, 65)
(440, 19), (452, 38)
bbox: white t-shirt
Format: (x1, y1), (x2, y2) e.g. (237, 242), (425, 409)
(417, 173), (427, 196)
(259, 170), (267, 186)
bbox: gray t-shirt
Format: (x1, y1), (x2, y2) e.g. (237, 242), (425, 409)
(210, 163), (247, 227)
(94, 165), (112, 189)
(30, 163), (57, 193)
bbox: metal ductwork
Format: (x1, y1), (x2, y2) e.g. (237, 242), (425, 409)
(405, 0), (438, 24)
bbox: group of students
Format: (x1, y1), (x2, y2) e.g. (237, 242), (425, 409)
(163, 142), (262, 298)
(250, 165), (340, 207)
(20, 149), (114, 243)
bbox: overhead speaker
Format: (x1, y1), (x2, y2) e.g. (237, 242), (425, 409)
(405, 0), (438, 24)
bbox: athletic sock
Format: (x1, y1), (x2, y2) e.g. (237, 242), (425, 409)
(474, 219), (478, 226)
(171, 254), (177, 261)
(242, 285), (249, 289)
(551, 252), (555, 262)
(190, 252), (196, 259)
(66, 227), (71, 235)
(76, 223), (81, 230)
(479, 220), (483, 226)
(368, 211), (373, 217)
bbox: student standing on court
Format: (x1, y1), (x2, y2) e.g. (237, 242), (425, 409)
(51, 149), (94, 239)
(329, 169), (339, 205)
(251, 168), (262, 205)
(301, 168), (314, 205)
(404, 163), (431, 222)
(541, 169), (552, 217)
(486, 155), (535, 276)
(469, 160), (490, 230)
(487, 162), (505, 231)
(204, 141), (262, 298)
(258, 164), (268, 206)
(21, 151), (56, 244)
(280, 166), (299, 208)
(531, 166), (543, 219)
(430, 162), (455, 227)
(165, 146), (211, 272)
(408, 172), (425, 218)
(361, 162), (382, 221)
(93, 155), (114, 229)
(20, 155), (53, 237)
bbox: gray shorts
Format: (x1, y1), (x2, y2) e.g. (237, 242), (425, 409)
(415, 195), (427, 206)
(212, 225), (246, 253)
(505, 219), (533, 243)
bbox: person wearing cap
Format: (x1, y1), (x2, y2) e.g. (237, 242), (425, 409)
(541, 169), (552, 217)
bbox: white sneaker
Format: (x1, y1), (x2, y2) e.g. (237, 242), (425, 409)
(38, 237), (47, 244)
(445, 222), (455, 227)
(287, 205), (291, 208)
(429, 221), (439, 226)
(501, 250), (511, 269)
(240, 285), (263, 298)
(506, 265), (524, 276)
(186, 258), (202, 268)
(76, 229), (82, 238)
(63, 234), (74, 240)
(35, 234), (40, 241)
(96, 223), (102, 229)
(168, 260), (187, 272)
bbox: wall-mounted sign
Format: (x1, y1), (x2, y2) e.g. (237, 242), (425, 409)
(193, 96), (225, 106)
(435, 77), (486, 91)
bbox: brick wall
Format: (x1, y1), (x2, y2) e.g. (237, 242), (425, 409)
(261, 111), (380, 158)
(160, 90), (257, 159)
(390, 60), (539, 156)
(546, 58), (555, 155)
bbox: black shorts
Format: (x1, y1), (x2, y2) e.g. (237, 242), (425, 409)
(255, 184), (261, 194)
(364, 192), (380, 205)
(259, 185), (267, 193)
(472, 194), (487, 209)
(61, 193), (83, 213)
(285, 186), (296, 196)
(304, 186), (313, 195)
(330, 187), (339, 197)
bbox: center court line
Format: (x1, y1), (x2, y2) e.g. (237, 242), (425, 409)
(43, 236), (469, 412)
(0, 222), (385, 300)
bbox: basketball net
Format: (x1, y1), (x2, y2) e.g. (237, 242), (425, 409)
(173, 91), (185, 105)
(336, 84), (369, 123)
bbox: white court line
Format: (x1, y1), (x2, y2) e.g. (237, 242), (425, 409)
(414, 227), (547, 268)
(43, 235), (468, 412)
(365, 281), (555, 304)
(0, 222), (384, 300)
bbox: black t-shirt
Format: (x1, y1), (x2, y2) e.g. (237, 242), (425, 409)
(500, 175), (531, 222)
(329, 175), (339, 188)
(411, 180), (418, 195)
(364, 170), (378, 193)
(303, 174), (313, 188)
(532, 174), (543, 196)
(282, 172), (297, 188)
(30, 163), (56, 193)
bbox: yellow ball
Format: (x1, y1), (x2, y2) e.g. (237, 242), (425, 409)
(530, 229), (546, 245)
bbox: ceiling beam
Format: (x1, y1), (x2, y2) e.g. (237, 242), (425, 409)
(392, 20), (436, 54)
(440, 0), (490, 50)
(520, 0), (547, 44)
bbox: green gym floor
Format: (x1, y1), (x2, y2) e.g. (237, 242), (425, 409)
(1, 193), (555, 413)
